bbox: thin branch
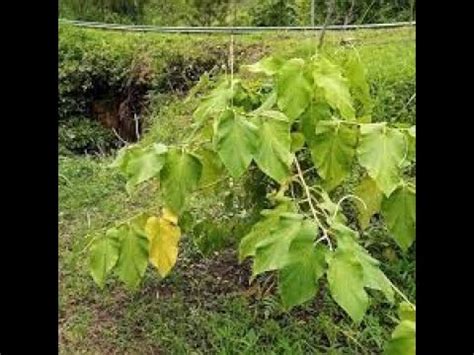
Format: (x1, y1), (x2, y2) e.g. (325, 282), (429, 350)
(112, 128), (129, 146)
(344, 0), (356, 29)
(394, 92), (416, 121)
(134, 113), (141, 140)
(333, 194), (367, 221)
(195, 176), (228, 192)
(356, 0), (377, 25)
(318, 0), (336, 50)
(294, 158), (333, 250)
(302, 166), (316, 175)
(404, 93), (416, 109)
(389, 280), (416, 311)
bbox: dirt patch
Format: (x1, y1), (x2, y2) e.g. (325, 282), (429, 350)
(144, 248), (253, 306)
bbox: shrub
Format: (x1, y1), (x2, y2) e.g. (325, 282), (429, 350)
(59, 117), (120, 155)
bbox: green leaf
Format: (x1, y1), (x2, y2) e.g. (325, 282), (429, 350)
(313, 58), (355, 120)
(382, 184), (416, 251)
(115, 224), (150, 289)
(125, 144), (168, 193)
(254, 112), (293, 183)
(398, 302), (416, 322)
(185, 72), (210, 103)
(111, 144), (168, 194)
(406, 126), (416, 162)
(279, 236), (326, 309)
(195, 147), (226, 187)
(252, 218), (316, 277)
(354, 175), (383, 229)
(333, 223), (394, 303)
(326, 246), (368, 324)
(243, 56), (284, 76)
(277, 58), (312, 121)
(358, 123), (406, 196)
(360, 259), (395, 303)
(384, 320), (416, 355)
(214, 109), (258, 179)
(328, 223), (395, 321)
(318, 189), (347, 224)
(161, 149), (203, 214)
(253, 91), (277, 114)
(239, 202), (297, 262)
(290, 132), (305, 153)
(300, 102), (332, 149)
(310, 120), (358, 190)
(344, 55), (373, 120)
(110, 145), (133, 170)
(233, 81), (259, 111)
(89, 228), (121, 288)
(193, 80), (233, 123)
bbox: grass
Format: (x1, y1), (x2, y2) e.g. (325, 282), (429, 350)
(59, 27), (415, 354)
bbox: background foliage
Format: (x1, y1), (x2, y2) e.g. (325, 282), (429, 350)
(60, 0), (415, 26)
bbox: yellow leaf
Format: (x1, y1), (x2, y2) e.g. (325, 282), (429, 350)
(144, 216), (160, 242)
(162, 207), (178, 225)
(145, 215), (181, 278)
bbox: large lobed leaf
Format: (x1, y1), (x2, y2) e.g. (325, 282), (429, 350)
(279, 233), (326, 309)
(114, 220), (150, 290)
(326, 245), (368, 324)
(327, 223), (394, 323)
(243, 56), (284, 76)
(313, 58), (355, 120)
(193, 80), (234, 123)
(250, 215), (310, 277)
(213, 109), (258, 179)
(384, 320), (416, 355)
(195, 147), (226, 187)
(239, 201), (297, 262)
(382, 184), (416, 251)
(111, 143), (168, 194)
(277, 58), (312, 121)
(310, 120), (358, 190)
(240, 204), (330, 310)
(89, 228), (121, 288)
(384, 302), (416, 355)
(160, 149), (203, 214)
(145, 209), (181, 278)
(358, 123), (406, 197)
(344, 55), (373, 121)
(253, 111), (294, 183)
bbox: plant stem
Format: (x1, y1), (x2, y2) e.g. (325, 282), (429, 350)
(294, 158), (333, 250)
(389, 280), (416, 310)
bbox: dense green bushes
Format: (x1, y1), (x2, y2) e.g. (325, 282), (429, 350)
(59, 117), (119, 155)
(59, 25), (264, 131)
(59, 26), (136, 120)
(59, 25), (230, 152)
(60, 0), (415, 26)
(59, 25), (229, 121)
